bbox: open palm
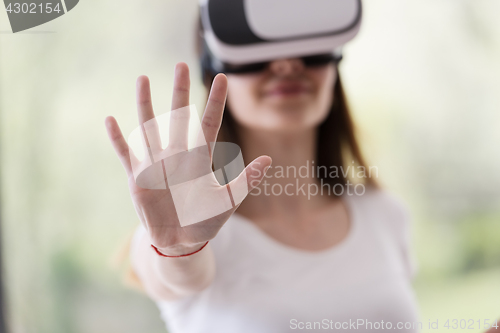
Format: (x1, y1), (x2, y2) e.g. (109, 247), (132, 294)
(105, 63), (271, 253)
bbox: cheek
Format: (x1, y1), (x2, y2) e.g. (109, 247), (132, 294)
(308, 65), (337, 121)
(227, 77), (253, 109)
(226, 75), (262, 123)
(314, 65), (336, 104)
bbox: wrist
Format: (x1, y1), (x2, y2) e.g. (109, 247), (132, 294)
(153, 242), (208, 257)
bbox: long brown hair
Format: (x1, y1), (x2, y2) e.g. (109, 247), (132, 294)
(196, 18), (378, 194)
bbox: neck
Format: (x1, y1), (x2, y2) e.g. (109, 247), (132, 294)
(236, 126), (332, 222)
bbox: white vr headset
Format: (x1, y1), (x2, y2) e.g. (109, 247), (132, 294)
(199, 0), (362, 75)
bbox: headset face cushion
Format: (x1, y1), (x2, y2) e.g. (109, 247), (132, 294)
(200, 0), (362, 64)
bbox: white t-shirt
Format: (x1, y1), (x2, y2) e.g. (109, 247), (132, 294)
(131, 188), (421, 332)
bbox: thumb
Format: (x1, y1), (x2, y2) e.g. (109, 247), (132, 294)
(244, 155), (272, 192)
(226, 155), (272, 205)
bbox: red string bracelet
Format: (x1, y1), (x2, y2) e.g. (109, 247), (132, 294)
(151, 241), (209, 258)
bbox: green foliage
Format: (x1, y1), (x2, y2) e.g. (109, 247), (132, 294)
(455, 212), (500, 272)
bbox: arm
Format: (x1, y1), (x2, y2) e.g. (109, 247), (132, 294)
(106, 63), (271, 302)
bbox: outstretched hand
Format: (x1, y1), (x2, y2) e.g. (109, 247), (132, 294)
(105, 63), (271, 255)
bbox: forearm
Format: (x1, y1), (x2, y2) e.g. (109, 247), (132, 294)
(132, 231), (216, 301)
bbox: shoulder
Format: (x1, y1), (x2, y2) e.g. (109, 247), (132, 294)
(347, 186), (418, 279)
(345, 185), (413, 244)
(348, 185), (411, 225)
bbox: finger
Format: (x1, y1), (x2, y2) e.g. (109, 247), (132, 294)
(136, 76), (161, 156)
(105, 116), (138, 177)
(229, 155), (272, 196)
(169, 63), (191, 150)
(169, 105), (190, 151)
(202, 74), (227, 152)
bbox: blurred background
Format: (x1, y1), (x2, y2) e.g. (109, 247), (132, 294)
(0, 0), (499, 332)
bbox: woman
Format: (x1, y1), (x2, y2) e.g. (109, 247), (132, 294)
(104, 9), (421, 333)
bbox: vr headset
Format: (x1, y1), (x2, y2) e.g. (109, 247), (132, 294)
(199, 0), (362, 80)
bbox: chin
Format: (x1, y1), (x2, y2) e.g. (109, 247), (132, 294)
(264, 94), (313, 107)
(259, 107), (326, 133)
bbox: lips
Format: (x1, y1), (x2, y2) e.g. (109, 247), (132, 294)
(264, 81), (311, 97)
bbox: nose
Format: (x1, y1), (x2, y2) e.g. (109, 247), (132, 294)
(268, 58), (305, 76)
